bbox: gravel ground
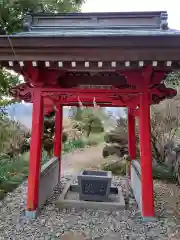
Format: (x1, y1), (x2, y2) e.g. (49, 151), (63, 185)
(0, 175), (179, 240)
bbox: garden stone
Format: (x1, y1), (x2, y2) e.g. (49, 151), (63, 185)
(55, 232), (61, 237)
(40, 219), (46, 225)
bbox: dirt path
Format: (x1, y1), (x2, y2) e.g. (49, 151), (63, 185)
(61, 144), (106, 175)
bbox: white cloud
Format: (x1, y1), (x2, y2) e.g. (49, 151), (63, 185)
(82, 0), (180, 30)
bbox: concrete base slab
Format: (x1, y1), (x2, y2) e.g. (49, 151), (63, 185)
(56, 181), (125, 211)
(25, 210), (38, 219)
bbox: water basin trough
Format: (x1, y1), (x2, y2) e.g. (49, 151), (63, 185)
(56, 171), (125, 211)
(78, 170), (112, 201)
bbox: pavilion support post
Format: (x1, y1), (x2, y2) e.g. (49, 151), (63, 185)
(127, 107), (136, 178)
(139, 91), (156, 221)
(26, 92), (44, 219)
(128, 107), (136, 160)
(54, 105), (63, 181)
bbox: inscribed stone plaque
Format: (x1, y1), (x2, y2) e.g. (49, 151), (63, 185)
(81, 180), (108, 196)
(78, 170), (112, 201)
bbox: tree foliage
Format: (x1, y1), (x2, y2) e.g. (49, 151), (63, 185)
(0, 0), (85, 105)
(103, 117), (132, 158)
(151, 95), (180, 163)
(165, 71), (180, 88)
(150, 89), (180, 184)
(73, 107), (105, 137)
(43, 111), (68, 157)
(0, 117), (30, 156)
(0, 69), (21, 103)
(82, 109), (104, 137)
(0, 0), (84, 34)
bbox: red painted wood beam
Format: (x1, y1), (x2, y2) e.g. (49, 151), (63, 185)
(54, 105), (63, 182)
(61, 103), (126, 107)
(27, 92), (44, 212)
(128, 108), (136, 159)
(131, 108), (139, 117)
(42, 92), (143, 107)
(52, 97), (125, 105)
(121, 71), (144, 90)
(54, 75), (127, 88)
(37, 87), (142, 95)
(139, 90), (155, 219)
(128, 107), (136, 178)
(151, 71), (166, 85)
(143, 66), (153, 86)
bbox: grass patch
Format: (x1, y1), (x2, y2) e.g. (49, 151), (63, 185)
(63, 138), (86, 154)
(0, 151), (55, 199)
(63, 133), (104, 152)
(85, 133), (105, 146)
(0, 153), (29, 199)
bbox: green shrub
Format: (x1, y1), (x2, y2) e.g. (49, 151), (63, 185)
(19, 138), (30, 154)
(152, 164), (176, 183)
(102, 161), (176, 181)
(72, 139), (85, 148)
(9, 173), (25, 183)
(0, 181), (19, 193)
(82, 110), (104, 136)
(63, 142), (72, 153)
(102, 144), (128, 158)
(104, 130), (128, 144)
(102, 146), (110, 158)
(0, 154), (29, 195)
(102, 158), (126, 175)
(63, 138), (85, 153)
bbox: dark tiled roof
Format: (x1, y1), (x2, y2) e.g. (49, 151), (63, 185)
(14, 28), (180, 37)
(12, 11), (180, 37)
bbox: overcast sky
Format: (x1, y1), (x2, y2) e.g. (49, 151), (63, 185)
(82, 0), (180, 30)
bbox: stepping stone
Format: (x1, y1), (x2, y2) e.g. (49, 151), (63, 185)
(60, 232), (85, 240)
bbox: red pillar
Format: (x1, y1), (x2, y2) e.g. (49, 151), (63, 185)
(139, 91), (155, 220)
(27, 92), (44, 214)
(128, 107), (136, 178)
(54, 105), (63, 180)
(128, 107), (136, 160)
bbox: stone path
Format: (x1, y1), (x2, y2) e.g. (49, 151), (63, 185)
(0, 146), (180, 239)
(61, 144), (106, 175)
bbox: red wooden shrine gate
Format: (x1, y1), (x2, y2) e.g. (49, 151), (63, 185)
(0, 11), (180, 221)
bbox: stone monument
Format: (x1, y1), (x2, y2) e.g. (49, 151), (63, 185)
(78, 170), (112, 201)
